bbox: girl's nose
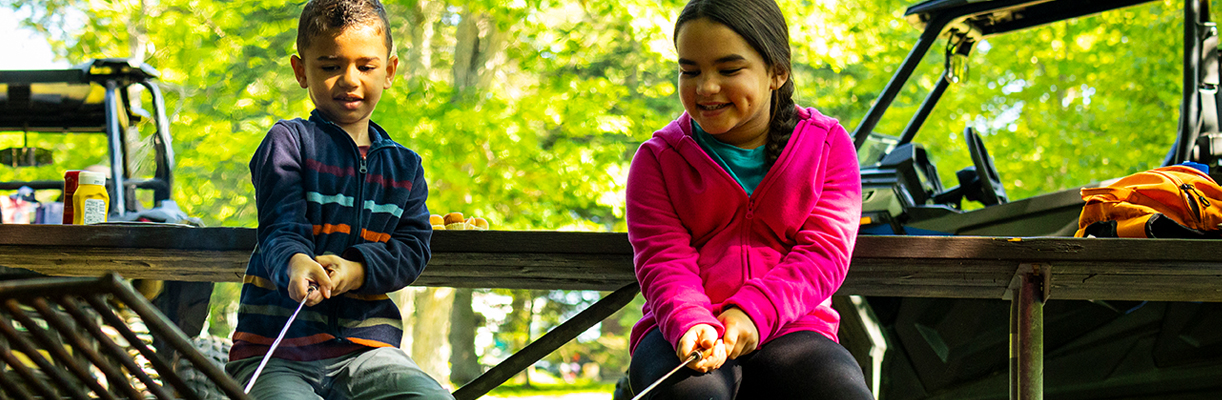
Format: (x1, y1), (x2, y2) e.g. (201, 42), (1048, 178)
(696, 75), (719, 96)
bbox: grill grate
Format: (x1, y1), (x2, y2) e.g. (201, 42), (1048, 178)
(0, 273), (247, 399)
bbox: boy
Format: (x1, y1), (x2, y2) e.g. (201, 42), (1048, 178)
(226, 1), (453, 398)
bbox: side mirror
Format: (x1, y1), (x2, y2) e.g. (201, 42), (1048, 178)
(944, 32), (976, 84)
(1, 147), (54, 167)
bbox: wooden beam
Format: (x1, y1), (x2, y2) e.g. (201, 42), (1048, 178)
(3, 225), (1222, 301)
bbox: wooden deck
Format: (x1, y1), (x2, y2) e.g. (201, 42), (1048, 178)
(3, 224), (1222, 399)
(2, 224), (1220, 301)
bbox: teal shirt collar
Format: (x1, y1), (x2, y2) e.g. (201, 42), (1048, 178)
(692, 121), (768, 196)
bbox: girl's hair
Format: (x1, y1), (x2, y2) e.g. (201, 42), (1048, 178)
(675, 0), (797, 166)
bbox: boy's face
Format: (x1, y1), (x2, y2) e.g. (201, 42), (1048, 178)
(291, 25), (398, 136)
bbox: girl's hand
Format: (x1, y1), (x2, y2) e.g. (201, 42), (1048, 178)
(315, 254), (365, 297)
(718, 307), (759, 359)
(677, 324), (727, 372)
(288, 253), (331, 306)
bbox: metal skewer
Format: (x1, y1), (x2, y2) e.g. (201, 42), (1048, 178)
(631, 348), (705, 400)
(244, 284), (317, 394)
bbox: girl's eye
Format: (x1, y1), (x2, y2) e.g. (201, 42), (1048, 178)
(721, 68), (743, 75)
(680, 70), (699, 77)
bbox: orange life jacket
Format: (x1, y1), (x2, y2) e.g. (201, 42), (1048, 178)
(1076, 165), (1222, 238)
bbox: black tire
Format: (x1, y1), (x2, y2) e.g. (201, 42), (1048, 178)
(173, 334), (232, 399)
(612, 374), (633, 400)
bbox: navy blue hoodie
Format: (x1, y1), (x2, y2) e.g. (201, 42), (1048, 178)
(231, 110), (431, 361)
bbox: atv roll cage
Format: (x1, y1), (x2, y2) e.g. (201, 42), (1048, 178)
(853, 0), (1221, 236)
(848, 2), (1222, 399)
(0, 58), (175, 217)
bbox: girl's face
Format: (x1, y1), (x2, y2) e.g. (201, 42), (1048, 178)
(676, 18), (787, 149)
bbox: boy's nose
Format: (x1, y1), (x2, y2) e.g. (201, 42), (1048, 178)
(339, 66), (360, 88)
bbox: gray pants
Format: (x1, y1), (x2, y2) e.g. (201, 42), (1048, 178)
(227, 347), (455, 400)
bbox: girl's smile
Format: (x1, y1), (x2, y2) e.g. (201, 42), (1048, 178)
(675, 18), (787, 149)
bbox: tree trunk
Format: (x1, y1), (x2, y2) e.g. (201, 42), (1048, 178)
(451, 8), (505, 100)
(451, 10), (481, 94)
(600, 291), (628, 338)
(412, 287), (455, 384)
(129, 0), (148, 63)
(448, 288), (481, 386)
(499, 289), (536, 386)
(403, 0), (442, 80)
(393, 287), (417, 350)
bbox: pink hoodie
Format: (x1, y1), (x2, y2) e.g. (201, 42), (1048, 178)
(626, 106), (862, 353)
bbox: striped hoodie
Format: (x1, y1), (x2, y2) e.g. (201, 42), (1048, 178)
(230, 110), (431, 361)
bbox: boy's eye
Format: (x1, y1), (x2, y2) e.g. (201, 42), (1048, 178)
(320, 66), (339, 72)
(359, 66), (377, 72)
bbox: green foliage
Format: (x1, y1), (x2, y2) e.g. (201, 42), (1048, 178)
(3, 0), (1209, 385)
(6, 0), (1192, 225)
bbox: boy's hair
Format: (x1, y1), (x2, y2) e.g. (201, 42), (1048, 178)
(297, 0), (394, 56)
(675, 0), (797, 167)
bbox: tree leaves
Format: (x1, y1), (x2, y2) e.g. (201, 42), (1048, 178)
(1, 0), (1197, 227)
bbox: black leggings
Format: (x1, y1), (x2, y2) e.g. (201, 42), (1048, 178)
(628, 329), (874, 400)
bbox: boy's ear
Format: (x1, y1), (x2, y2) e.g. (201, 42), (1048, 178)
(290, 55), (309, 89)
(384, 54), (399, 88)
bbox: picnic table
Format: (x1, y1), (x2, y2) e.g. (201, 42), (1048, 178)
(3, 224), (1222, 399)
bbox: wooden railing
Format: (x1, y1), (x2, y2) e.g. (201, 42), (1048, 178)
(3, 224), (1220, 301)
(3, 224), (1222, 399)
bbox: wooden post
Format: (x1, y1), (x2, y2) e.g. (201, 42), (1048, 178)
(1007, 264), (1048, 400)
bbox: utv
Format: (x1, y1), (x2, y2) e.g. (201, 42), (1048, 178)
(0, 59), (227, 395)
(848, 0), (1222, 399)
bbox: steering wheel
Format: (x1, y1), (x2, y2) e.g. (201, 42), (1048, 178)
(964, 127), (1008, 206)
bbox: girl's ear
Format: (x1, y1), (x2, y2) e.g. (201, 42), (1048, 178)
(770, 66), (790, 90)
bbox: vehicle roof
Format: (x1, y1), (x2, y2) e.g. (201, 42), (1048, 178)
(0, 59), (159, 133)
(904, 0), (1156, 37)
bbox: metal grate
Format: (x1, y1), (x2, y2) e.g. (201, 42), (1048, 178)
(0, 273), (248, 399)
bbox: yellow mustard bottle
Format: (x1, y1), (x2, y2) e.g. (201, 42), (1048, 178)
(73, 171), (109, 225)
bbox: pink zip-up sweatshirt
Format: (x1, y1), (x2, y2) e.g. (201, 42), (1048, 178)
(626, 106), (862, 353)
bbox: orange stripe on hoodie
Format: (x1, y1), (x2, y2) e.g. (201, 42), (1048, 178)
(360, 229), (391, 243)
(346, 337), (397, 348)
(314, 224), (352, 235)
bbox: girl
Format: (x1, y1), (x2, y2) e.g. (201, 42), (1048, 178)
(624, 0), (872, 398)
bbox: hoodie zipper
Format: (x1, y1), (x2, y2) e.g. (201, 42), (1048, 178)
(334, 136), (380, 339)
(315, 116), (378, 340)
(681, 133), (765, 282)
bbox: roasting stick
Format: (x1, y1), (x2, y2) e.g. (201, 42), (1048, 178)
(631, 348), (705, 400)
(243, 284), (317, 394)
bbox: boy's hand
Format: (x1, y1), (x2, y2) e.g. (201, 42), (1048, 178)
(288, 253), (331, 306)
(677, 324), (727, 373)
(718, 307), (759, 359)
(315, 255), (365, 297)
